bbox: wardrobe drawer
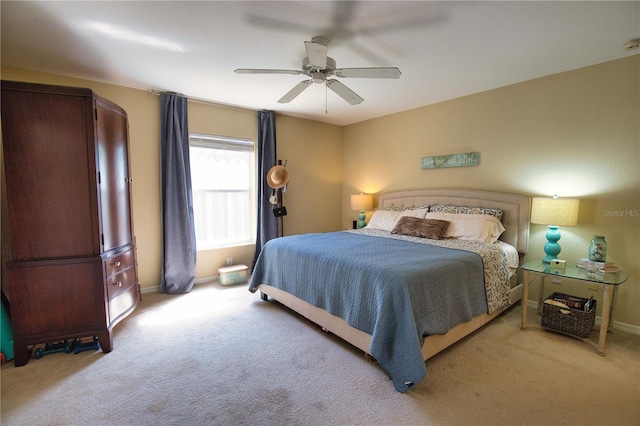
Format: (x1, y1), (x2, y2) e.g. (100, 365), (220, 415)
(105, 249), (134, 278)
(108, 283), (139, 326)
(106, 265), (136, 300)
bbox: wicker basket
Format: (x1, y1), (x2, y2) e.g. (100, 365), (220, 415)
(541, 292), (596, 338)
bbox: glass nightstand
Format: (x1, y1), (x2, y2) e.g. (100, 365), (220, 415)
(520, 259), (629, 355)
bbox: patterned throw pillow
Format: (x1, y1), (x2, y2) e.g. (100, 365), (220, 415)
(391, 216), (450, 240)
(429, 204), (504, 221)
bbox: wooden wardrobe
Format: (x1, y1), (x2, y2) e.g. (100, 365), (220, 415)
(1, 81), (140, 366)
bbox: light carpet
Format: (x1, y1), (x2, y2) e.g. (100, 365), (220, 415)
(1, 282), (638, 425)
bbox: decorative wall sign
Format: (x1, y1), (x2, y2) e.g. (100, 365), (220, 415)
(421, 151), (479, 169)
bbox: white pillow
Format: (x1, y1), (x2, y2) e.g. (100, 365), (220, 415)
(366, 209), (428, 232)
(425, 212), (505, 243)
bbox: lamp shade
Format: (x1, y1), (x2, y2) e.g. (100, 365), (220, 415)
(350, 194), (373, 211)
(531, 197), (579, 226)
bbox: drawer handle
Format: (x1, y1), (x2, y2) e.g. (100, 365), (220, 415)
(113, 261), (121, 267)
(112, 281), (123, 287)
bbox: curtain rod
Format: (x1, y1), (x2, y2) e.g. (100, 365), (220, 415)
(148, 89), (272, 114)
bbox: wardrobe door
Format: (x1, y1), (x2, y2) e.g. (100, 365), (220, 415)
(7, 260), (104, 336)
(95, 99), (133, 252)
(1, 89), (98, 260)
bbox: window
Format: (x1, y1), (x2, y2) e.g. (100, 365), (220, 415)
(189, 133), (255, 249)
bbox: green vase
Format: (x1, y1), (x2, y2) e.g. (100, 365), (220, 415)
(588, 235), (607, 262)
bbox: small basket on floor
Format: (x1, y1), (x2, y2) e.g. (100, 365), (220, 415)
(541, 292), (596, 338)
(218, 264), (249, 286)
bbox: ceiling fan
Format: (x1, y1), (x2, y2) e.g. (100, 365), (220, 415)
(234, 36), (401, 105)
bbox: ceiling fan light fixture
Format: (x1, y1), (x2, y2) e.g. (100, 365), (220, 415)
(311, 72), (326, 84)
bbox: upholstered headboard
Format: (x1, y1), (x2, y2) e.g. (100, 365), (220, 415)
(378, 189), (531, 255)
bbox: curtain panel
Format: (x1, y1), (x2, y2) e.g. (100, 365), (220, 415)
(160, 93), (197, 293)
(253, 111), (278, 267)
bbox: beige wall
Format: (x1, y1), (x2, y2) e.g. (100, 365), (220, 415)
(342, 56), (639, 328)
(0, 66), (344, 291)
(276, 115), (344, 235)
(186, 101), (259, 279)
(2, 56), (638, 328)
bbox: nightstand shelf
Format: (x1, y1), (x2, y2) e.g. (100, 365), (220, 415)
(520, 259), (629, 355)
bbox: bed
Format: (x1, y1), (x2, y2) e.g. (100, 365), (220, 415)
(249, 189), (530, 392)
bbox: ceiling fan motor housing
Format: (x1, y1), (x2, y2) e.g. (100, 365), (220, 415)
(302, 56), (336, 73)
(303, 57), (336, 83)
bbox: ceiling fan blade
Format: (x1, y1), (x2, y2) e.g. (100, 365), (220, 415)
(305, 37), (328, 68)
(278, 80), (313, 103)
(235, 68), (303, 75)
(326, 79), (364, 105)
(334, 67), (402, 79)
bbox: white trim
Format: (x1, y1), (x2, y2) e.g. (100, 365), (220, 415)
(140, 286), (160, 294)
(140, 286), (639, 335)
(189, 133), (254, 151)
(612, 321), (640, 335)
(139, 276), (219, 294)
(195, 276), (218, 285)
(140, 283), (640, 336)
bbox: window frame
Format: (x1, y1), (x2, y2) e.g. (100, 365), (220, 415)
(188, 132), (256, 250)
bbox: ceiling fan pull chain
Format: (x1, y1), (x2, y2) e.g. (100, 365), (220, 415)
(325, 83), (328, 114)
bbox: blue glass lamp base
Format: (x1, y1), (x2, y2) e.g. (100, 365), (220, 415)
(542, 225), (562, 264)
(357, 210), (367, 229)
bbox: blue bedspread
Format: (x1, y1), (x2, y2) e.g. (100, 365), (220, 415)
(249, 231), (487, 392)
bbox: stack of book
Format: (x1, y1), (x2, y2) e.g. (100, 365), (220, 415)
(598, 262), (620, 276)
(577, 258), (601, 269)
(547, 293), (595, 312)
(577, 258), (619, 277)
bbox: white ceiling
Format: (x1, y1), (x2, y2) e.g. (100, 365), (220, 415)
(2, 1), (639, 126)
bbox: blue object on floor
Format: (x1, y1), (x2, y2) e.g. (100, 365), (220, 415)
(1, 301), (15, 361)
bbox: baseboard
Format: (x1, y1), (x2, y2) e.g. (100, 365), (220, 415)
(527, 300), (640, 336)
(138, 287), (640, 336)
(140, 276), (219, 294)
(612, 321), (640, 335)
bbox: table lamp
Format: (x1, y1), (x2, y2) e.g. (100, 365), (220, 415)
(350, 193), (373, 228)
(531, 195), (579, 263)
